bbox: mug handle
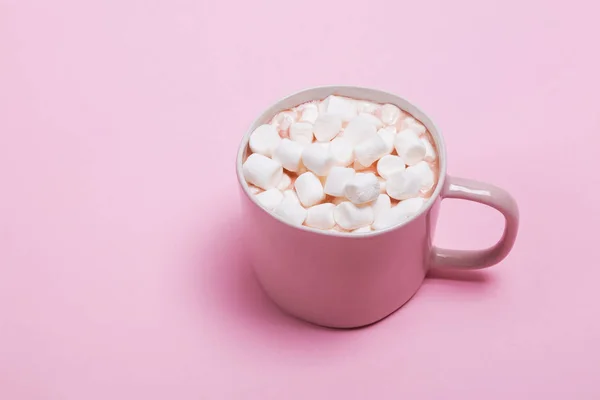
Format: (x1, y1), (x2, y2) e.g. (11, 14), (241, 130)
(430, 175), (519, 270)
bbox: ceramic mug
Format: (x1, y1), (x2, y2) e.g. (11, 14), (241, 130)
(236, 86), (519, 328)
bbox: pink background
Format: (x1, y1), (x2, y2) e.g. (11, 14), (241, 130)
(1, 0), (599, 398)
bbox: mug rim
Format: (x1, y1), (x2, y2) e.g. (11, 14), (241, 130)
(235, 85), (448, 237)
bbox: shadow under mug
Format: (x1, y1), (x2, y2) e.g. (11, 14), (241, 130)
(236, 86), (519, 328)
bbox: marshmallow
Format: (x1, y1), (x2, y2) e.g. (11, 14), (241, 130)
(324, 166), (355, 197)
(354, 134), (388, 167)
(315, 141), (331, 150)
(318, 100), (327, 115)
(344, 173), (380, 205)
(255, 188), (284, 211)
(243, 153), (283, 190)
(394, 129), (426, 166)
(313, 113), (342, 142)
(299, 103), (319, 123)
(372, 194), (391, 220)
(377, 126), (396, 154)
(322, 95), (357, 121)
(372, 197), (425, 230)
(289, 122), (314, 144)
(400, 117), (426, 135)
(377, 155), (406, 179)
(372, 206), (409, 230)
(305, 203), (336, 229)
(274, 190), (307, 226)
(422, 137), (437, 161)
(386, 169), (421, 200)
(380, 104), (403, 125)
(302, 143), (336, 176)
(395, 197), (426, 215)
(272, 139), (304, 172)
(277, 172), (292, 191)
(377, 176), (387, 193)
(249, 124), (281, 157)
(334, 202), (374, 230)
(246, 99), (437, 234)
(343, 115), (378, 145)
(356, 101), (380, 114)
(329, 137), (354, 166)
(358, 112), (384, 129)
(407, 161), (435, 191)
(294, 171), (325, 207)
(272, 111), (296, 134)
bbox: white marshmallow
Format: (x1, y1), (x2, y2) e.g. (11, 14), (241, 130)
(377, 126), (396, 154)
(272, 139), (304, 172)
(386, 169), (421, 200)
(249, 124), (281, 157)
(243, 153), (283, 190)
(305, 203), (336, 230)
(343, 115), (377, 145)
(380, 104), (403, 125)
(354, 134), (388, 167)
(329, 137), (354, 166)
(272, 111), (296, 134)
(322, 95), (357, 122)
(344, 172), (380, 205)
(411, 122), (426, 135)
(422, 137), (437, 161)
(277, 172), (292, 191)
(400, 117), (426, 135)
(356, 101), (380, 114)
(317, 142), (331, 153)
(358, 112), (384, 129)
(255, 188), (284, 211)
(334, 202), (374, 230)
(294, 172), (325, 207)
(407, 161), (435, 191)
(289, 122), (314, 144)
(352, 226), (372, 233)
(318, 100), (327, 115)
(377, 176), (387, 193)
(372, 197), (425, 230)
(394, 129), (426, 166)
(324, 166), (355, 197)
(372, 194), (391, 220)
(372, 206), (409, 230)
(274, 190), (307, 226)
(313, 113), (342, 142)
(302, 143), (336, 176)
(377, 155), (406, 179)
(396, 197), (426, 215)
(299, 103), (319, 123)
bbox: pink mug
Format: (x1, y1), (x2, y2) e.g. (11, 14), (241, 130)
(236, 86), (519, 328)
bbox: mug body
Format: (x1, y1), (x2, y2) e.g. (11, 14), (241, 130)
(236, 86), (447, 328)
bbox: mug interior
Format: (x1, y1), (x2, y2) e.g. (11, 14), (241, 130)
(236, 86), (447, 236)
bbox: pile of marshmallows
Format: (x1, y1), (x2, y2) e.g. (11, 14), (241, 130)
(242, 95), (438, 233)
